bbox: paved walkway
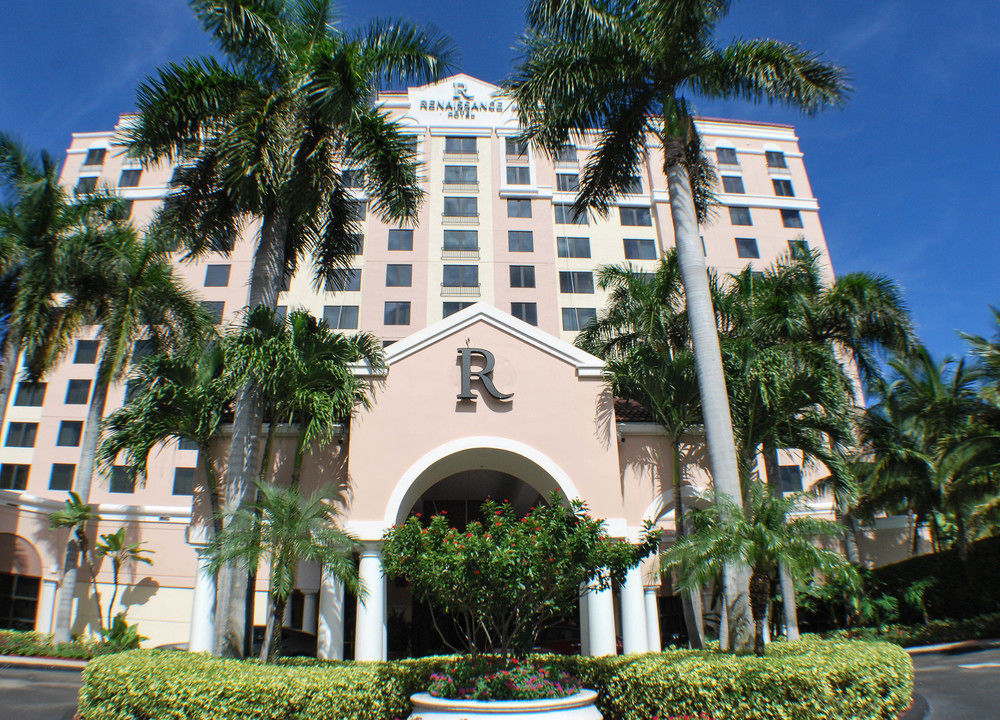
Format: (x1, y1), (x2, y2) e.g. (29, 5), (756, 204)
(0, 664), (81, 720)
(911, 645), (1000, 719)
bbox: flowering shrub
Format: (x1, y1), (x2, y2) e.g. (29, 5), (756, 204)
(427, 656), (580, 700)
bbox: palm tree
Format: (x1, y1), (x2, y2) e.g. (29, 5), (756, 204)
(49, 493), (104, 636)
(124, 0), (453, 656)
(509, 0), (848, 650)
(206, 482), (361, 661)
(663, 481), (847, 656)
(94, 528), (154, 630)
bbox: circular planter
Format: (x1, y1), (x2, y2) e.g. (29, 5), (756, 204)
(408, 689), (602, 720)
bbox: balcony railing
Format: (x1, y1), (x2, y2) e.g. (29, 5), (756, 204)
(443, 152), (478, 162)
(442, 182), (479, 193)
(505, 153), (529, 165)
(442, 213), (479, 226)
(441, 284), (481, 297)
(441, 249), (480, 260)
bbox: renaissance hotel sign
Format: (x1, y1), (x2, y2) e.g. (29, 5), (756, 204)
(407, 75), (516, 127)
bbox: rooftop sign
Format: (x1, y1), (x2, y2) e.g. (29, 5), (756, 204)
(407, 75), (516, 128)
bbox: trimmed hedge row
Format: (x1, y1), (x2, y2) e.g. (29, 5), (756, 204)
(79, 638), (913, 720)
(0, 630), (109, 660)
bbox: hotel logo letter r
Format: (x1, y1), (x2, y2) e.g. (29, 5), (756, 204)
(457, 348), (513, 401)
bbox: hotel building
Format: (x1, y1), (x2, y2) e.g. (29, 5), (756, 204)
(0, 75), (912, 657)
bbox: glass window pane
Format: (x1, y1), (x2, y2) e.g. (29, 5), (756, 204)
(5, 423), (37, 448)
(715, 147), (738, 164)
(511, 302), (538, 326)
(445, 166), (477, 183)
(443, 265), (478, 287)
(204, 264), (231, 287)
(623, 238), (656, 260)
(619, 207), (652, 226)
(505, 138), (528, 156)
(110, 467), (135, 494)
(388, 229), (413, 251)
(173, 468), (196, 495)
(74, 340), (99, 364)
(325, 269), (362, 292)
(444, 136), (476, 154)
(729, 206), (752, 226)
(13, 382), (46, 407)
(554, 203), (588, 224)
(508, 231), (533, 252)
(506, 166), (531, 185)
(781, 209), (804, 228)
(65, 379), (91, 405)
(201, 301), (225, 324)
(443, 230), (478, 251)
(386, 264), (412, 287)
(443, 302), (474, 317)
(49, 464), (74, 491)
(384, 301), (411, 325)
(556, 174), (580, 192)
(56, 421), (83, 447)
(772, 179), (795, 197)
(766, 151), (787, 168)
(735, 238), (760, 259)
(83, 149), (106, 166)
(444, 197), (477, 216)
(0, 464), (30, 490)
(721, 176), (745, 194)
(507, 199), (532, 218)
(509, 265), (535, 288)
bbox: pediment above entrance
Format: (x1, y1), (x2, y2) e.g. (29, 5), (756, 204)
(382, 73), (518, 129)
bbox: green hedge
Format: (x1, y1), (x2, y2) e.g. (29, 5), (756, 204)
(79, 639), (912, 720)
(0, 629), (109, 660)
(830, 612), (1000, 647)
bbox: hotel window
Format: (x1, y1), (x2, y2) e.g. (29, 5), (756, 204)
(114, 200), (133, 221)
(133, 338), (157, 362)
(443, 301), (474, 317)
(348, 233), (364, 255)
(511, 302), (538, 326)
(554, 203), (588, 225)
(559, 271), (595, 294)
(342, 169), (364, 188)
(49, 464), (74, 492)
(275, 305), (287, 322)
(505, 138), (529, 157)
(384, 301), (411, 326)
(765, 150), (788, 168)
(735, 238), (760, 259)
(402, 136), (419, 156)
(715, 147), (738, 165)
(561, 307), (597, 331)
(444, 136), (477, 154)
(788, 239), (810, 258)
(326, 268), (362, 292)
(388, 229), (413, 251)
(772, 179), (794, 197)
(508, 230), (534, 252)
(178, 437), (199, 451)
(204, 264), (231, 287)
(74, 340), (98, 364)
(619, 206), (651, 226)
(554, 145), (577, 162)
(443, 265), (478, 288)
(556, 173), (580, 192)
(444, 197), (477, 217)
(506, 166), (531, 185)
(729, 206), (752, 226)
(323, 305), (359, 330)
(781, 209), (804, 228)
(5, 422), (37, 448)
(623, 176), (643, 194)
(348, 200), (367, 222)
(201, 301), (225, 325)
(557, 236), (591, 258)
(444, 165), (477, 184)
(509, 265), (536, 288)
(83, 148), (106, 166)
(0, 464), (29, 491)
(56, 421), (83, 447)
(65, 379), (91, 405)
(109, 466), (135, 494)
(623, 238), (656, 260)
(777, 465), (803, 493)
(507, 198), (532, 218)
(443, 230), (478, 251)
(13, 382), (46, 407)
(118, 169), (141, 187)
(721, 176), (745, 194)
(385, 264), (412, 288)
(173, 468), (196, 496)
(75, 177), (98, 194)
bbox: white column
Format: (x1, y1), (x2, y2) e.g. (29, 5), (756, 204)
(354, 544), (387, 661)
(585, 577), (617, 656)
(620, 564), (648, 654)
(35, 579), (58, 635)
(188, 550), (215, 652)
(644, 587), (661, 653)
(578, 589), (591, 656)
(283, 599), (293, 627)
(317, 572), (345, 660)
(302, 592), (318, 635)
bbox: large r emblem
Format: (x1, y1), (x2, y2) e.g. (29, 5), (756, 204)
(457, 348), (513, 401)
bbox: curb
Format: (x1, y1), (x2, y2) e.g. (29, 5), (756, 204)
(0, 655), (89, 670)
(904, 638), (1000, 655)
(899, 694), (930, 720)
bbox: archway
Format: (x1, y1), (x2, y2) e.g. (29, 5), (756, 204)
(0, 533), (43, 630)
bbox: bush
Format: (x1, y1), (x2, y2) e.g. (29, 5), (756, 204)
(427, 656), (579, 700)
(829, 612), (1000, 647)
(79, 639), (912, 720)
(0, 629), (112, 659)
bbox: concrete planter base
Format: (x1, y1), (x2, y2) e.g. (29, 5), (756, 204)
(408, 690), (602, 720)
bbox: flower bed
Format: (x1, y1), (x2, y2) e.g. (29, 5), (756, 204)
(427, 656), (580, 700)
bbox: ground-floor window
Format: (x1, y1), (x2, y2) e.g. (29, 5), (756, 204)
(0, 571), (40, 630)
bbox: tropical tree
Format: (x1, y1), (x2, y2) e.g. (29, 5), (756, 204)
(94, 528), (155, 630)
(509, 0), (849, 649)
(206, 482), (360, 661)
(124, 0), (453, 656)
(49, 493), (104, 636)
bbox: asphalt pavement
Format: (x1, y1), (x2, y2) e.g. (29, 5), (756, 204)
(0, 665), (82, 720)
(911, 645), (1000, 720)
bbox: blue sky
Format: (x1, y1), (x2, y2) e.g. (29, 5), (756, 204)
(2, 1), (998, 360)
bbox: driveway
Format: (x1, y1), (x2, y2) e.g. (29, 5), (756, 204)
(912, 645), (1000, 720)
(0, 665), (82, 720)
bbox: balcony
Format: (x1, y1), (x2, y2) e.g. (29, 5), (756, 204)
(441, 284), (481, 297)
(441, 248), (480, 261)
(442, 213), (479, 226)
(442, 182), (479, 193)
(506, 153), (529, 165)
(443, 152), (478, 163)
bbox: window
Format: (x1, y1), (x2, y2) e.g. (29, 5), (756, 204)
(507, 199), (532, 218)
(83, 148), (106, 166)
(443, 265), (478, 287)
(509, 265), (536, 288)
(56, 421), (83, 447)
(788, 239), (810, 259)
(729, 206), (752, 226)
(559, 271), (595, 294)
(444, 165), (477, 184)
(49, 464), (74, 491)
(118, 169), (141, 187)
(554, 145), (577, 162)
(178, 437), (199, 451)
(557, 236), (591, 258)
(721, 176), (745, 194)
(75, 176), (98, 194)
(5, 422), (37, 448)
(0, 571), (40, 630)
(0, 464), (29, 491)
(385, 264), (412, 287)
(554, 203), (588, 225)
(781, 209), (804, 228)
(65, 379), (91, 405)
(506, 166), (531, 185)
(443, 197), (477, 217)
(772, 179), (794, 197)
(401, 136), (419, 156)
(623, 238), (656, 260)
(201, 301), (225, 324)
(342, 169), (364, 188)
(715, 147), (738, 165)
(347, 200), (367, 221)
(133, 339), (157, 363)
(280, 273), (291, 292)
(388, 229), (413, 251)
(556, 173), (580, 192)
(443, 230), (478, 252)
(173, 468), (196, 496)
(348, 233), (364, 255)
(765, 150), (787, 168)
(443, 302), (474, 317)
(114, 199), (133, 221)
(777, 465), (803, 493)
(326, 268), (362, 292)
(204, 264), (231, 287)
(444, 136), (477, 154)
(109, 466), (134, 494)
(74, 340), (98, 364)
(275, 305), (288, 322)
(735, 238), (760, 259)
(561, 307), (597, 331)
(505, 138), (528, 157)
(511, 302), (538, 326)
(619, 206), (652, 226)
(384, 301), (411, 325)
(13, 382), (46, 407)
(508, 231), (534, 252)
(323, 305), (359, 330)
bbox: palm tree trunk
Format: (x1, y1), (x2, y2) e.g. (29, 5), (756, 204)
(749, 570), (770, 657)
(261, 592), (287, 662)
(51, 371), (110, 642)
(214, 210), (288, 658)
(671, 443), (704, 648)
(839, 510), (863, 566)
(663, 149), (751, 652)
(0, 336), (21, 430)
(762, 445), (800, 642)
(199, 443), (224, 539)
